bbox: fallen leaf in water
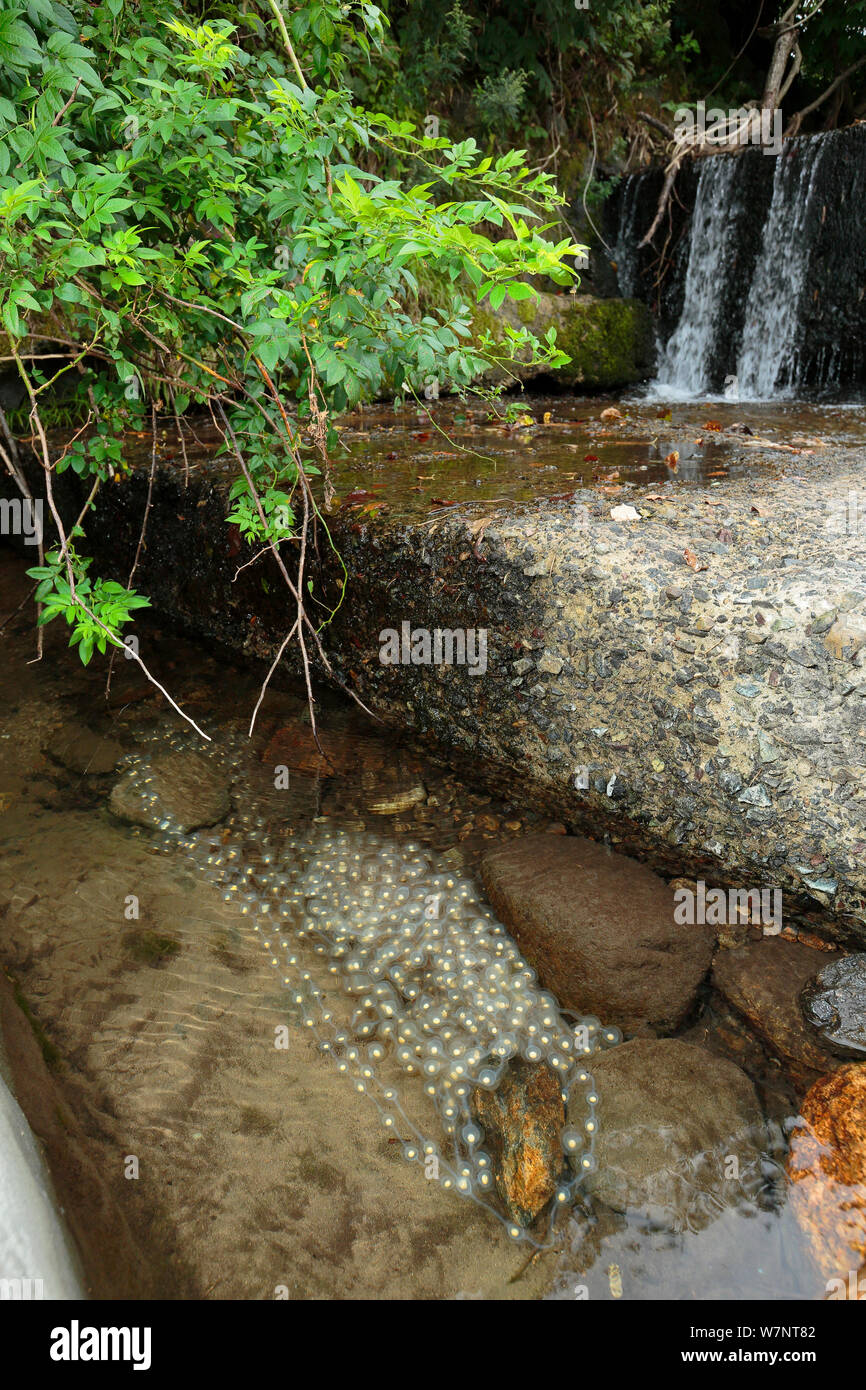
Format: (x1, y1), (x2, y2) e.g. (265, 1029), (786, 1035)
(684, 548), (708, 571)
(543, 411), (552, 424)
(584, 454), (599, 462)
(704, 420), (722, 431)
(410, 430), (431, 441)
(595, 470), (620, 483)
(600, 407), (623, 421)
(430, 497), (458, 507)
(665, 451), (679, 470)
(598, 484), (622, 495)
(707, 470), (728, 478)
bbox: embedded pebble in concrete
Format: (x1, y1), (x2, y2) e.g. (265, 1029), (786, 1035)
(113, 723), (620, 1244)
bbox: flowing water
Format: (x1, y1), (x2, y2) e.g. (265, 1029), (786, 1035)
(613, 127), (866, 402)
(735, 139), (832, 398)
(655, 156), (745, 398)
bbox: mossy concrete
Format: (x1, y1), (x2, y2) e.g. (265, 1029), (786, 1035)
(476, 291), (655, 390)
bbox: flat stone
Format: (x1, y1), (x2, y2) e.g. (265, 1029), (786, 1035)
(46, 725), (124, 775)
(470, 1061), (565, 1227)
(787, 1063), (866, 1287)
(579, 1039), (765, 1230)
(712, 938), (842, 1084)
(109, 751), (230, 832)
(365, 776), (427, 814)
(801, 954), (866, 1058)
(481, 833), (714, 1034)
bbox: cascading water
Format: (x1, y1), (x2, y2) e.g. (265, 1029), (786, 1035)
(654, 156), (745, 397)
(736, 136), (831, 397)
(611, 171), (646, 300)
(609, 126), (866, 400)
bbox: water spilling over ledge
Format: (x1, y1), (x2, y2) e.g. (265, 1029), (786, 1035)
(607, 126), (866, 400)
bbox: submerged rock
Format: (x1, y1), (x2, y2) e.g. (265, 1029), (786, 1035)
(365, 776), (427, 814)
(712, 939), (841, 1086)
(801, 954), (866, 1058)
(109, 751), (230, 831)
(46, 724), (123, 775)
(262, 717), (386, 776)
(470, 1061), (566, 1227)
(787, 1063), (866, 1289)
(580, 1039), (765, 1230)
(481, 833), (713, 1034)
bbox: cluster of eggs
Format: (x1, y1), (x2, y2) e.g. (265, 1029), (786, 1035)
(119, 723), (619, 1245)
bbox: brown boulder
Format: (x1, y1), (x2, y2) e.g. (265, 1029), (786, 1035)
(262, 717), (386, 777)
(580, 1039), (765, 1231)
(109, 751), (230, 831)
(47, 723), (124, 775)
(787, 1063), (866, 1292)
(481, 834), (713, 1034)
(712, 939), (841, 1088)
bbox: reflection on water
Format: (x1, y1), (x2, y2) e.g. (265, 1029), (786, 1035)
(47, 393), (866, 526)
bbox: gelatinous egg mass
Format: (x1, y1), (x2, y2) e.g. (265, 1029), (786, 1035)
(119, 727), (618, 1246)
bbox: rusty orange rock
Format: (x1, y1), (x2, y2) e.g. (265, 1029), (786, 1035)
(471, 1061), (566, 1227)
(787, 1063), (866, 1291)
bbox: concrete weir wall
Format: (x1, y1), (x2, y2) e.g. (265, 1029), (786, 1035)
(11, 450), (866, 947)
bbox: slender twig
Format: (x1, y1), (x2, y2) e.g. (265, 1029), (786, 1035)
(10, 345), (210, 738)
(265, 0), (308, 90)
(106, 403), (158, 699)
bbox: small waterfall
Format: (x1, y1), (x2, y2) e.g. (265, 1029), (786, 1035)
(612, 173), (646, 299)
(736, 136), (831, 397)
(609, 125), (866, 399)
(654, 156), (744, 397)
